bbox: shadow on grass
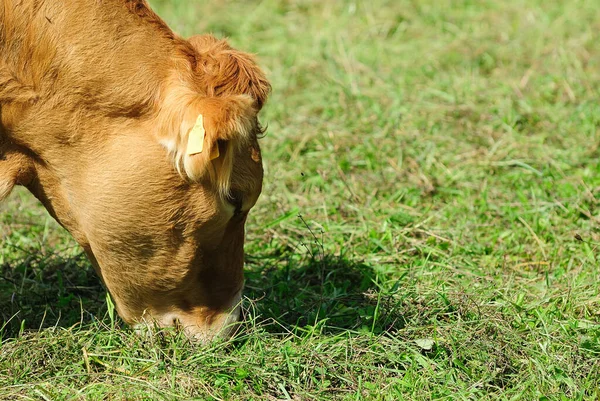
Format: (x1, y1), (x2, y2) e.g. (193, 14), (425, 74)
(0, 251), (107, 337)
(1, 244), (404, 339)
(244, 250), (406, 335)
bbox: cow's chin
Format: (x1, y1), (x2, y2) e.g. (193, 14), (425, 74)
(132, 289), (243, 343)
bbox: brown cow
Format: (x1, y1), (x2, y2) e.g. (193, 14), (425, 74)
(0, 0), (270, 340)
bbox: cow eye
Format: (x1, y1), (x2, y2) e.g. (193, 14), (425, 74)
(226, 190), (243, 215)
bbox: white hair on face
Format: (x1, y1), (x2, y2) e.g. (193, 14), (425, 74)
(158, 138), (177, 154)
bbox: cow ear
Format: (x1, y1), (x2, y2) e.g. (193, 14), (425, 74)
(188, 34), (271, 110)
(159, 94), (257, 196)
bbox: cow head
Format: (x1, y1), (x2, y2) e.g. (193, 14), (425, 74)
(0, 28), (270, 341)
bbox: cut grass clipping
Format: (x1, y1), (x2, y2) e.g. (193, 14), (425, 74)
(1, 0), (600, 400)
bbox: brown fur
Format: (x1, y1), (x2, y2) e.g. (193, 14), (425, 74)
(0, 0), (270, 340)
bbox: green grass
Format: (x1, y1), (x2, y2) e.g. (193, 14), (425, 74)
(2, 0), (600, 399)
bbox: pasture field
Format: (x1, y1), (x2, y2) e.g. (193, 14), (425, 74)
(1, 0), (600, 399)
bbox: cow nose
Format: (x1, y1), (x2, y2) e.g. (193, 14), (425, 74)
(135, 288), (243, 342)
(180, 304), (242, 342)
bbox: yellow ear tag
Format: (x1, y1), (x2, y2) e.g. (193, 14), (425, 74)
(186, 114), (205, 156)
(209, 143), (220, 160)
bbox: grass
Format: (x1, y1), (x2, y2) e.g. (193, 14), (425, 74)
(2, 0), (600, 399)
